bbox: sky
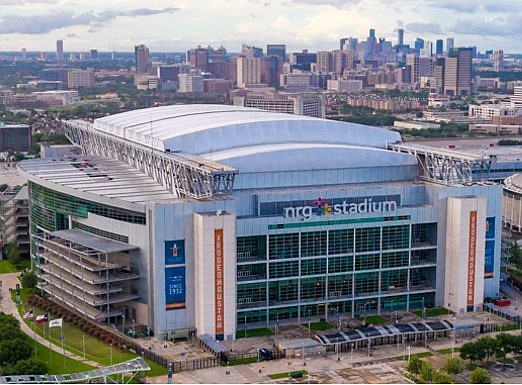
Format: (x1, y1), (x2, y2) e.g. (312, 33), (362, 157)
(0, 0), (520, 54)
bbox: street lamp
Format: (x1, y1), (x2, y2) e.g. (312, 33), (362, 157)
(132, 318), (135, 338)
(244, 316), (247, 339)
(82, 334), (86, 358)
(451, 316), (456, 358)
(407, 345), (411, 361)
(421, 297), (425, 319)
(336, 337), (340, 361)
(308, 309), (312, 338)
(350, 344), (354, 367)
(109, 343), (113, 366)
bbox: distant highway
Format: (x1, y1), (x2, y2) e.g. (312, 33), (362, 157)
(407, 135), (522, 150)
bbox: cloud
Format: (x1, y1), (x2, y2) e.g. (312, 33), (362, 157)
(428, 0), (520, 13)
(290, 0), (360, 8)
(0, 0), (57, 4)
(0, 7), (179, 35)
(405, 22), (442, 35)
(448, 16), (522, 37)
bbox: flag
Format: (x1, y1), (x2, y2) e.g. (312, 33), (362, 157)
(24, 309), (34, 319)
(36, 314), (48, 323)
(49, 318), (63, 328)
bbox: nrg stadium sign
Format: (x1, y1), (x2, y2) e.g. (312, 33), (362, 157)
(282, 196), (400, 221)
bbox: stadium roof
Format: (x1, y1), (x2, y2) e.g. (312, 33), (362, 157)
(91, 104), (415, 172)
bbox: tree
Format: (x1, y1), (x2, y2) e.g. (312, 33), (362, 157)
(460, 342), (482, 364)
(5, 243), (20, 265)
(470, 368), (491, 384)
(20, 271), (38, 289)
(407, 354), (423, 374)
(475, 336), (497, 363)
(419, 361), (435, 383)
(443, 357), (465, 374)
(10, 358), (47, 375)
(495, 333), (514, 363)
(508, 242), (522, 270)
(0, 338), (32, 366)
(433, 370), (453, 384)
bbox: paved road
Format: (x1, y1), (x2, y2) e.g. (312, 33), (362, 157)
(0, 272), (103, 370)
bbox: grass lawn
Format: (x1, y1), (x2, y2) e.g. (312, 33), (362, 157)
(236, 327), (273, 339)
(18, 300), (166, 376)
(437, 347), (461, 355)
(305, 321), (333, 331)
(224, 356), (258, 366)
(402, 352), (433, 360)
(33, 339), (94, 374)
(0, 259), (30, 273)
(359, 315), (388, 325)
(411, 307), (451, 318)
(268, 370), (308, 379)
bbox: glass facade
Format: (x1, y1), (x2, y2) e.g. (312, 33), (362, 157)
(237, 221), (437, 325)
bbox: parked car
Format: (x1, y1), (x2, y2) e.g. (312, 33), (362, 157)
(259, 348), (273, 360)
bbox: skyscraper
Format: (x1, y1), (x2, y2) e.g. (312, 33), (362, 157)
(446, 38), (454, 53)
(134, 44), (151, 74)
(56, 40), (64, 65)
(436, 39), (443, 55)
(493, 50), (504, 72)
(267, 44), (286, 62)
(398, 29), (404, 47)
(444, 47), (472, 96)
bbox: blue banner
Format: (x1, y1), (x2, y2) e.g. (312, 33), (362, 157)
(165, 240), (185, 265)
(486, 217), (495, 239)
(165, 267), (186, 310)
(485, 240), (494, 278)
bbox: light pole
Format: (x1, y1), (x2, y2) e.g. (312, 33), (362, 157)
(122, 310), (125, 333)
(244, 316), (247, 339)
(308, 309), (312, 338)
(451, 316), (456, 358)
(82, 334), (86, 358)
(110, 343), (113, 366)
(132, 318), (135, 338)
(421, 297), (425, 320)
(350, 344), (354, 366)
(336, 337), (340, 361)
(407, 345), (411, 361)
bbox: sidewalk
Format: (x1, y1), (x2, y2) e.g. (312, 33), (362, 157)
(0, 272), (103, 370)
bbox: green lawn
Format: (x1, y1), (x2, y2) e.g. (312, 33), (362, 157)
(268, 370), (308, 379)
(437, 347), (461, 355)
(359, 315), (388, 325)
(224, 356), (258, 366)
(402, 352), (433, 360)
(236, 327), (274, 339)
(305, 321), (333, 331)
(412, 307), (451, 318)
(0, 259), (30, 273)
(18, 300), (166, 376)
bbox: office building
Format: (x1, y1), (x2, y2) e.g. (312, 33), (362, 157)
(134, 44), (151, 74)
(444, 48), (472, 96)
(90, 50), (98, 61)
(493, 50), (504, 72)
(178, 72), (204, 93)
(67, 70), (95, 88)
(267, 45), (286, 62)
(436, 40), (443, 55)
(397, 29), (404, 47)
(233, 93), (324, 118)
(56, 40), (64, 65)
(237, 56), (262, 87)
(446, 38), (455, 54)
(19, 105), (501, 341)
(0, 124), (31, 152)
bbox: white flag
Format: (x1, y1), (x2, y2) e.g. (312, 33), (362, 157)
(49, 318), (63, 328)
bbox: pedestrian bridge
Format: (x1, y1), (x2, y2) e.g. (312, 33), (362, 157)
(0, 357), (149, 384)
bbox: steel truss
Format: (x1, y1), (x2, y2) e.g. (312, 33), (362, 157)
(64, 120), (237, 199)
(388, 143), (493, 185)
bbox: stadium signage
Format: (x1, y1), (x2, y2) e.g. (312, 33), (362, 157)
(283, 196), (398, 221)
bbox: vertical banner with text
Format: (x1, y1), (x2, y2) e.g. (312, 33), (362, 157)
(467, 211), (477, 306)
(214, 229), (224, 335)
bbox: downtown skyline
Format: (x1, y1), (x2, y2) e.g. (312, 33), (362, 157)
(0, 0), (521, 54)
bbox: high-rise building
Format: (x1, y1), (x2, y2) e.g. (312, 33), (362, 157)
(493, 50), (504, 72)
(56, 40), (64, 65)
(444, 48), (472, 96)
(436, 40), (443, 55)
(241, 44), (263, 59)
(134, 44), (151, 74)
(446, 38), (454, 53)
(89, 49), (98, 61)
(397, 29), (404, 47)
(369, 28), (376, 38)
(67, 70), (95, 88)
(414, 38), (424, 52)
(267, 44), (286, 62)
(178, 72), (204, 93)
(21, 48), (27, 61)
(236, 56), (262, 87)
(512, 86), (522, 109)
(316, 51), (334, 73)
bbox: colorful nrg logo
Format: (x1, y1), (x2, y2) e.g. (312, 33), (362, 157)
(314, 197), (332, 216)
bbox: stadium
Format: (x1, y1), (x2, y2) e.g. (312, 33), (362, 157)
(18, 104), (502, 341)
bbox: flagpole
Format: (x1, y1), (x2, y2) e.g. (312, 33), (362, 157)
(33, 318), (37, 358)
(48, 321), (52, 370)
(61, 323), (66, 370)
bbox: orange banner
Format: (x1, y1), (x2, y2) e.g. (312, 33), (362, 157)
(214, 229), (224, 335)
(467, 211), (477, 306)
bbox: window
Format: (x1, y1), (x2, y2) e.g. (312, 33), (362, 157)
(268, 233), (299, 259)
(354, 253), (380, 271)
(301, 258), (326, 276)
(328, 229), (354, 255)
(301, 231), (327, 257)
(328, 255), (353, 273)
(269, 261), (299, 279)
(355, 227), (380, 252)
(382, 225), (409, 250)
